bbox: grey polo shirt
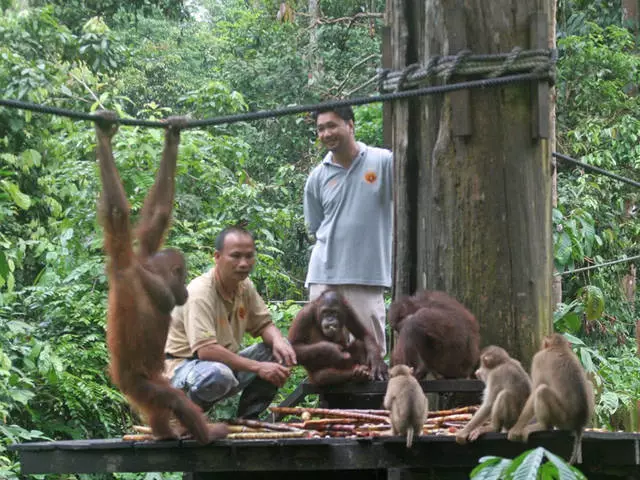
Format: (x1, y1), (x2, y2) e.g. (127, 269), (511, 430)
(304, 142), (393, 287)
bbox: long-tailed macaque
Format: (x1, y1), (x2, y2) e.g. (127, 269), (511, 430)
(384, 364), (428, 448)
(456, 346), (531, 444)
(507, 334), (594, 464)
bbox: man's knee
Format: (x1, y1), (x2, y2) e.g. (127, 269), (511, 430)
(240, 342), (275, 363)
(173, 360), (239, 408)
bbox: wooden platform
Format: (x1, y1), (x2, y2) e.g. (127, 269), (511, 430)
(10, 380), (638, 479)
(9, 431), (640, 479)
(275, 379), (485, 414)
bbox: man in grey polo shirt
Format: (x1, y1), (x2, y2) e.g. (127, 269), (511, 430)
(304, 105), (393, 355)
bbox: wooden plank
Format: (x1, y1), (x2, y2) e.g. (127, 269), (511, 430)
(381, 25), (392, 150)
(389, 0), (415, 300)
(303, 379), (484, 395)
(12, 432), (640, 474)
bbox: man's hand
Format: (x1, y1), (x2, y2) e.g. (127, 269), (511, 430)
(271, 337), (297, 367)
(256, 362), (291, 387)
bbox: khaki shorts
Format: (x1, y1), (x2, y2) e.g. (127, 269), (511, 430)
(308, 284), (387, 356)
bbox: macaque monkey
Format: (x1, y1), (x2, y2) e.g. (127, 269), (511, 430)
(455, 346), (531, 444)
(508, 334), (594, 464)
(383, 364), (428, 448)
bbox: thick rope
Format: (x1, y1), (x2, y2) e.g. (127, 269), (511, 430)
(0, 71), (550, 129)
(378, 48), (556, 92)
(553, 152), (640, 189)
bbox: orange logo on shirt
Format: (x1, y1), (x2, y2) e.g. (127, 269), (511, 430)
(364, 171), (377, 183)
(238, 305), (246, 320)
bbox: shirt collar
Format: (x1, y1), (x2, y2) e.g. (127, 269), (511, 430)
(322, 141), (366, 167)
(211, 267), (246, 302)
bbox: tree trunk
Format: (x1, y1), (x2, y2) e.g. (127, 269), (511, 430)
(550, 0), (562, 308)
(390, 0), (554, 367)
(622, 0), (639, 36)
(308, 0), (323, 87)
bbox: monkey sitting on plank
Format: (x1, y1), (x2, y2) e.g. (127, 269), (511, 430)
(384, 364), (428, 448)
(455, 346), (531, 444)
(508, 333), (594, 464)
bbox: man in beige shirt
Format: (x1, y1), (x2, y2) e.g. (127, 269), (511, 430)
(165, 226), (296, 419)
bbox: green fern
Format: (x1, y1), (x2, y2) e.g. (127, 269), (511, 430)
(471, 447), (587, 480)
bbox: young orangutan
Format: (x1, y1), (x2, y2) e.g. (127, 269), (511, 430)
(95, 111), (227, 443)
(288, 289), (386, 385)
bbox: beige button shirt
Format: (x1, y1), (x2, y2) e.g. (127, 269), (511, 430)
(164, 268), (272, 378)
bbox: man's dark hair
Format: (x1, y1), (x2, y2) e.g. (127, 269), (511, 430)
(311, 105), (355, 124)
(215, 225), (255, 252)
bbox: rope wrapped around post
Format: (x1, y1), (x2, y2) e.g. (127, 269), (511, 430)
(377, 47), (556, 93)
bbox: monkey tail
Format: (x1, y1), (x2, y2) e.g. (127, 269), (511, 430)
(568, 430), (583, 465)
(406, 426), (414, 448)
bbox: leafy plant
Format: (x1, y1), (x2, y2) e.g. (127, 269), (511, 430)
(78, 16), (126, 73)
(471, 447), (586, 480)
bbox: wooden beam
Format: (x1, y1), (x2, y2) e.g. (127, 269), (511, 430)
(303, 379), (484, 395)
(530, 12), (550, 139)
(11, 432), (640, 475)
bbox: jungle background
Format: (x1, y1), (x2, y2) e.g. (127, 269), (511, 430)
(0, 0), (638, 478)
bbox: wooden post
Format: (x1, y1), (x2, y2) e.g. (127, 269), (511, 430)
(382, 26), (393, 150)
(388, 0), (554, 367)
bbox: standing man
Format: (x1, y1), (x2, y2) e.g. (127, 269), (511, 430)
(164, 226), (296, 419)
(304, 105), (393, 355)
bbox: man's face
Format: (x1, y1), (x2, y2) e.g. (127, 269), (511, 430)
(316, 112), (354, 153)
(214, 232), (256, 284)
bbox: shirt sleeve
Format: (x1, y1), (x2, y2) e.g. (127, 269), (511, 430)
(304, 171), (323, 235)
(244, 283), (273, 337)
(184, 296), (219, 353)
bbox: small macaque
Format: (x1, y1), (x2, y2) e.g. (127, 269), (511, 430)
(507, 334), (594, 464)
(383, 364), (428, 448)
(455, 346), (531, 444)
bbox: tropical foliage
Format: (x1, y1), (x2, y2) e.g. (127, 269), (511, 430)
(0, 0), (638, 479)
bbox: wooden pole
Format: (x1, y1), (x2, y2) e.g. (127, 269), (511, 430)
(388, 0), (554, 367)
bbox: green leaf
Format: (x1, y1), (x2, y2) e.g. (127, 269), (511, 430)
(0, 251), (8, 279)
(557, 312), (582, 333)
(580, 285), (605, 321)
(1, 180), (32, 210)
(579, 348), (595, 372)
(509, 447), (544, 480)
(20, 149), (41, 168)
(471, 457), (512, 479)
(10, 389), (35, 405)
(555, 232), (573, 266)
(543, 448), (587, 480)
